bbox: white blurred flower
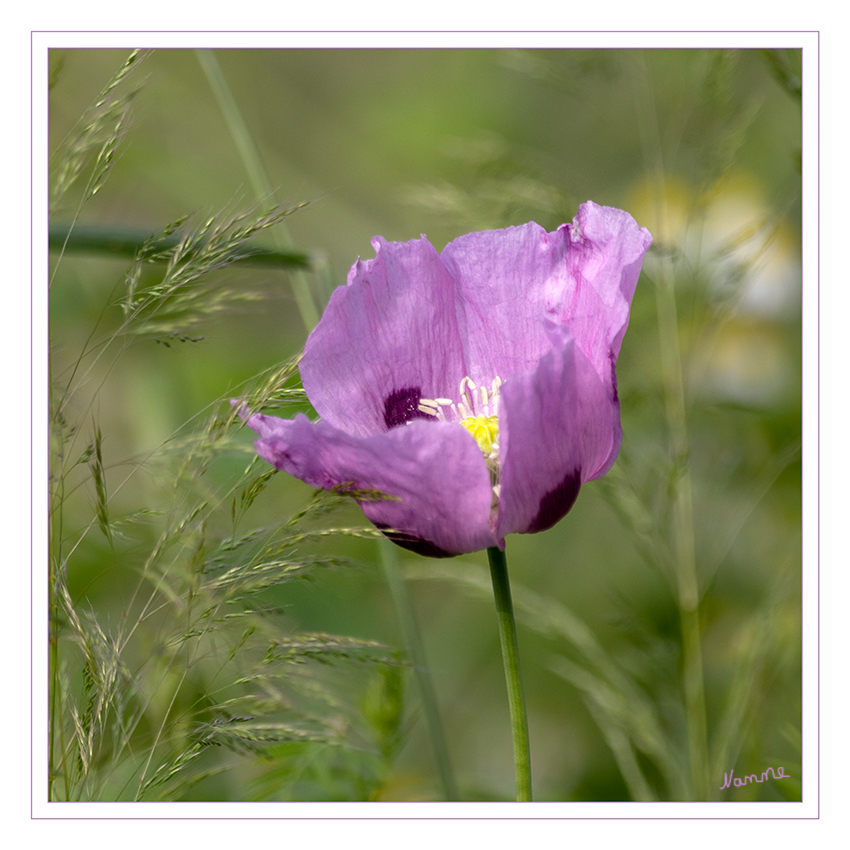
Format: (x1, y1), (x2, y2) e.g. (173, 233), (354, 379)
(627, 171), (800, 407)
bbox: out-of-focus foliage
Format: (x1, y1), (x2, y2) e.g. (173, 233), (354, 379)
(48, 47), (801, 801)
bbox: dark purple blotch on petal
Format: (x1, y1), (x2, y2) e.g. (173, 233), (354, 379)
(609, 351), (619, 403)
(383, 386), (430, 430)
(528, 469), (582, 533)
(374, 523), (455, 558)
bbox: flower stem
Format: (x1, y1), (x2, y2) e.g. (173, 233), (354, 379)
(487, 546), (532, 802)
(379, 539), (459, 800)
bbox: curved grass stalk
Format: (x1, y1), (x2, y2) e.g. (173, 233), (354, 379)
(379, 539), (458, 800)
(632, 51), (709, 800)
(196, 48), (320, 332)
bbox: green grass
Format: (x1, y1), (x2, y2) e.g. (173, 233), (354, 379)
(47, 47), (802, 803)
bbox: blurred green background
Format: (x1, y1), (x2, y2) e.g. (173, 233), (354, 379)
(48, 48), (802, 802)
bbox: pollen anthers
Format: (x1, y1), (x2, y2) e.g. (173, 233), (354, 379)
(418, 376), (503, 461)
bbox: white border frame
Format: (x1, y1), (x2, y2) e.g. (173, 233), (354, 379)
(30, 30), (819, 824)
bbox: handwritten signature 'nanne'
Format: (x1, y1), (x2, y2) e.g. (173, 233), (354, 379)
(720, 766), (790, 790)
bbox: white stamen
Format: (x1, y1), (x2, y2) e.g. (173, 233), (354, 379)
(418, 397), (447, 420)
(480, 385), (490, 416)
(459, 376), (478, 414)
(419, 377), (504, 426)
(415, 375), (504, 509)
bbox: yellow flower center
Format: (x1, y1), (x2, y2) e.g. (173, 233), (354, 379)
(461, 415), (499, 454)
(418, 375), (502, 460)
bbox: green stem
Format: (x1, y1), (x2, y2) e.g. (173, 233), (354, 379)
(48, 224), (310, 269)
(652, 190), (708, 802)
(48, 569), (61, 799)
(196, 48), (321, 332)
(48, 454), (66, 801)
(487, 546), (532, 802)
(632, 52), (709, 800)
(379, 540), (458, 800)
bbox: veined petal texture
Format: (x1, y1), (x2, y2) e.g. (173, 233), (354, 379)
(239, 202), (651, 557)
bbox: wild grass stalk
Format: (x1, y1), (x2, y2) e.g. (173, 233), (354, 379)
(195, 48), (321, 331)
(403, 49), (800, 802)
(48, 47), (802, 803)
(49, 51), (409, 802)
(196, 47), (462, 800)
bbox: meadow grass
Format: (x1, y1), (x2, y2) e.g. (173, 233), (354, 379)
(49, 52), (408, 801)
(48, 48), (802, 802)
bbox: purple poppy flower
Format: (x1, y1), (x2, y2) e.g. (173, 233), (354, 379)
(237, 201), (651, 558)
